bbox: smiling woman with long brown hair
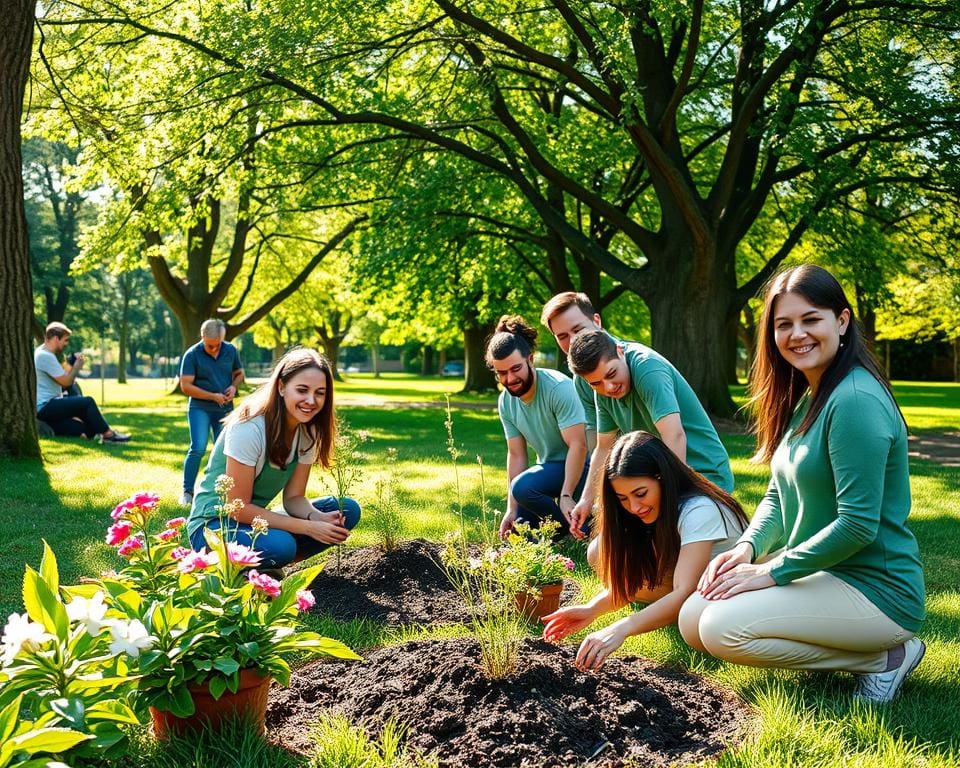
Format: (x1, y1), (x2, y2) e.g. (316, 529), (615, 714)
(680, 264), (926, 704)
(185, 348), (361, 570)
(543, 430), (746, 672)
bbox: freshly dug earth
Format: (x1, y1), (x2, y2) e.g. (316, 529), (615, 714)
(268, 637), (748, 767)
(308, 540), (579, 626)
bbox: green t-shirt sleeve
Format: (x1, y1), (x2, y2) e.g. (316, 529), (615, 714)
(767, 388), (893, 585)
(498, 395), (521, 441)
(741, 478), (785, 559)
(575, 376), (598, 433)
(552, 377), (586, 431)
(596, 394), (617, 434)
(633, 358), (680, 423)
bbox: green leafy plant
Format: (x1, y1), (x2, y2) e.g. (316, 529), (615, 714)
(492, 521), (576, 596)
(82, 486), (362, 718)
(367, 447), (407, 552)
(0, 542), (140, 760)
(0, 693), (92, 768)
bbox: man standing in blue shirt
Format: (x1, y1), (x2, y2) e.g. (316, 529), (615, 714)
(179, 319), (244, 506)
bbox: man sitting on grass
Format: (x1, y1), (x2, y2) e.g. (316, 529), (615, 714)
(34, 322), (131, 443)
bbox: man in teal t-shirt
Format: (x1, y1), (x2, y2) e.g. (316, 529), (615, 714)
(567, 329), (734, 534)
(487, 317), (589, 539)
(540, 291), (628, 454)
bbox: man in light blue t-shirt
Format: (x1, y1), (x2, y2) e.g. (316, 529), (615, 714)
(486, 315), (588, 539)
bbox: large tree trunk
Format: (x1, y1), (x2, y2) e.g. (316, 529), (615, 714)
(462, 320), (497, 393)
(320, 336), (343, 381)
(0, 0), (41, 458)
(644, 249), (738, 418)
(421, 344), (435, 375)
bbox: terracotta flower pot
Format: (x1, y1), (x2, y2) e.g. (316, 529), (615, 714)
(150, 668), (271, 740)
(514, 581), (563, 621)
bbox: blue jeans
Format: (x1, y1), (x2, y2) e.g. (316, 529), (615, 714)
(183, 408), (228, 494)
(511, 460), (589, 537)
(188, 496), (361, 568)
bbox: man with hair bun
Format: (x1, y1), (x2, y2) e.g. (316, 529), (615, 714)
(486, 315), (589, 539)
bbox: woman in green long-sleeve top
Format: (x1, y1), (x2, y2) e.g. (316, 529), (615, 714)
(679, 264), (925, 704)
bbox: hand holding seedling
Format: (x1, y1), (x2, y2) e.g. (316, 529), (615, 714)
(304, 511), (350, 545)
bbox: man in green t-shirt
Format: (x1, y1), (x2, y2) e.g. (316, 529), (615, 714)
(567, 329), (734, 537)
(540, 291), (615, 455)
(486, 316), (589, 539)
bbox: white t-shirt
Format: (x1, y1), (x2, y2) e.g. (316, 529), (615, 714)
(35, 346), (66, 409)
(677, 494), (744, 558)
(223, 414), (317, 476)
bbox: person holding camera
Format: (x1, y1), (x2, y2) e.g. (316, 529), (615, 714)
(34, 322), (131, 442)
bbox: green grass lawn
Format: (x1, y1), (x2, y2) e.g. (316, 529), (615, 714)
(2, 376), (958, 767)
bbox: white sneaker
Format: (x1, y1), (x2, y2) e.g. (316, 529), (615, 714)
(178, 491), (194, 507)
(853, 637), (925, 704)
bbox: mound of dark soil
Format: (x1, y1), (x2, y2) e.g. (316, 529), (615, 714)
(309, 540), (579, 626)
(268, 637), (748, 767)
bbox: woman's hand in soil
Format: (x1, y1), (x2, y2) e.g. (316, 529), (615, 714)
(574, 623), (628, 672)
(542, 605), (597, 643)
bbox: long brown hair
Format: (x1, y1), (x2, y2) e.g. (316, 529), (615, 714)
(597, 431), (747, 606)
(749, 264), (897, 462)
(225, 348), (336, 469)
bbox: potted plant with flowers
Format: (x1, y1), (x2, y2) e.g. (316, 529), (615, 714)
(83, 482), (361, 738)
(492, 521), (576, 621)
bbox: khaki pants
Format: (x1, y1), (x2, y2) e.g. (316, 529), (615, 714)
(678, 570), (911, 674)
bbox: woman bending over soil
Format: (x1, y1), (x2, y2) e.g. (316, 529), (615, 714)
(681, 264), (925, 704)
(543, 431), (747, 671)
(186, 348), (360, 569)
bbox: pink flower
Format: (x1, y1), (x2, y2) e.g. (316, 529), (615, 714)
(170, 547), (192, 561)
(165, 517), (187, 529)
(106, 520), (133, 547)
(130, 492), (160, 510)
(156, 528), (179, 542)
(226, 542), (262, 566)
(117, 536), (144, 557)
(111, 501), (135, 521)
(295, 589), (315, 611)
(247, 570), (282, 598)
(176, 548), (219, 574)
(563, 557), (575, 571)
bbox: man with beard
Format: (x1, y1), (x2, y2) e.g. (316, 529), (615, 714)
(486, 315), (589, 539)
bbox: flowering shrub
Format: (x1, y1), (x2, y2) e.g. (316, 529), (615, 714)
(89, 483), (361, 717)
(489, 521), (575, 593)
(1, 480), (361, 754)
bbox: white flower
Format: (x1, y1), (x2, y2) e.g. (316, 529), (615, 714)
(1, 612), (54, 665)
(108, 619), (156, 658)
(66, 592), (109, 637)
(468, 557), (483, 571)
